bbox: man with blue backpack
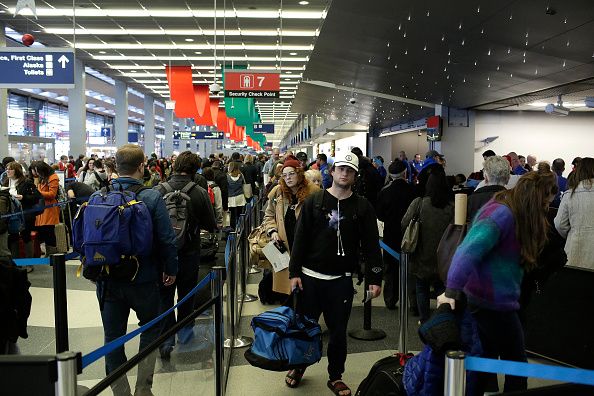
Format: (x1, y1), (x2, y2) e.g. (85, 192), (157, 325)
(73, 144), (178, 396)
(153, 150), (216, 359)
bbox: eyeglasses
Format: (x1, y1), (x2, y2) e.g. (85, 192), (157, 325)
(281, 172), (297, 179)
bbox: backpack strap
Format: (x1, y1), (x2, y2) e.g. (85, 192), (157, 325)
(126, 183), (149, 195)
(180, 181), (197, 194)
(160, 182), (174, 194)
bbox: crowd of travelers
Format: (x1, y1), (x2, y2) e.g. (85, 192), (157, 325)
(0, 143), (592, 396)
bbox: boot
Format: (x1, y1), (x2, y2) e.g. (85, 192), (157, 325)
(44, 246), (58, 257)
(24, 241), (35, 273)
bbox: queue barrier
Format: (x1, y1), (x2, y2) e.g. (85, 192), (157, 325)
(444, 351), (594, 395)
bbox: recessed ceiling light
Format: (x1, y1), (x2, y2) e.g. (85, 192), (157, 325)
(99, 51), (106, 54)
(289, 52), (298, 55)
(131, 70), (137, 73)
(194, 51), (202, 54)
(185, 38), (194, 42)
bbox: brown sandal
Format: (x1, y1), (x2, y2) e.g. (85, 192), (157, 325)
(327, 380), (351, 396)
(285, 368), (305, 388)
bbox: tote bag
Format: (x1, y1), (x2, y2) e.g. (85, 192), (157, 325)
(401, 198), (422, 254)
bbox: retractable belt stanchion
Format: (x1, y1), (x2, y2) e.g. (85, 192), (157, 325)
(444, 351), (466, 396)
(398, 252), (409, 353)
(224, 231), (252, 349)
(237, 211), (259, 302)
(349, 272), (387, 341)
(51, 253), (69, 353)
(211, 266), (225, 396)
(55, 351), (79, 396)
(248, 199), (262, 275)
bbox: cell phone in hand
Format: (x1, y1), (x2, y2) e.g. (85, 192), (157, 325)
(274, 241), (287, 254)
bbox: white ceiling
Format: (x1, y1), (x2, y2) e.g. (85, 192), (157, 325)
(0, 0), (331, 141)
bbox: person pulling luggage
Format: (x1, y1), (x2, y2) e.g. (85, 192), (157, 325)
(287, 152), (383, 396)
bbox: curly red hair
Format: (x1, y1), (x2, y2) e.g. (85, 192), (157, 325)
(279, 166), (311, 202)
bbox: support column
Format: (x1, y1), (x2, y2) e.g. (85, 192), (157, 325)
(114, 80), (128, 148)
(144, 95), (155, 155)
(163, 109), (174, 157)
(0, 23), (8, 158)
(67, 59), (86, 157)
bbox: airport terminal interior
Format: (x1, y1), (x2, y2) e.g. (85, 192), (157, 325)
(1, 0), (594, 395)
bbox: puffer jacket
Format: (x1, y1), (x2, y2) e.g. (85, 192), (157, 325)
(403, 310), (482, 396)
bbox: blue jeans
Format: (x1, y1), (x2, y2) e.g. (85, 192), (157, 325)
(98, 281), (161, 396)
(159, 251), (200, 351)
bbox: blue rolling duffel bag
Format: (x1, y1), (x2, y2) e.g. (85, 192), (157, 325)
(244, 291), (323, 371)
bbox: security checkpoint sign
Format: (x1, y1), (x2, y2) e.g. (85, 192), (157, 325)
(224, 70), (280, 98)
(173, 131), (224, 140)
(0, 47), (75, 88)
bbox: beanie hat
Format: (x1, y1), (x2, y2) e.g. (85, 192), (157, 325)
(388, 160), (407, 175)
(282, 155), (301, 171)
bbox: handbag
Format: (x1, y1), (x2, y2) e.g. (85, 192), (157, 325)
(242, 174), (253, 199)
(401, 198), (423, 254)
(436, 223), (468, 282)
(248, 225), (272, 270)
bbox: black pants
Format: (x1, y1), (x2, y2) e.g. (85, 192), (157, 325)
(35, 225), (56, 247)
(229, 205), (244, 228)
(300, 274), (354, 381)
(472, 309), (528, 394)
(383, 252), (399, 308)
(159, 251), (200, 349)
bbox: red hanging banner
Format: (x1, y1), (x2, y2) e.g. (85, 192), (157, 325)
(193, 84), (214, 126)
(165, 66), (197, 118)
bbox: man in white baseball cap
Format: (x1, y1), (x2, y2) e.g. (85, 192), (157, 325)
(285, 149), (382, 395)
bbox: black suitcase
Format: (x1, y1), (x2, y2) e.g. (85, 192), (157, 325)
(355, 355), (407, 396)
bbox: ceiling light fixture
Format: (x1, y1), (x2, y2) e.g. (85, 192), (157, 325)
(289, 52), (298, 55)
(185, 38), (194, 42)
(299, 0), (309, 4)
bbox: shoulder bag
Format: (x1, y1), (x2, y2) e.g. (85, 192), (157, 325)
(401, 197), (423, 254)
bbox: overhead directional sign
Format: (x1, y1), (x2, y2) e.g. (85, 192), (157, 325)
(100, 127), (111, 137)
(224, 70), (280, 98)
(0, 47), (75, 88)
(173, 131), (224, 140)
(253, 123), (275, 134)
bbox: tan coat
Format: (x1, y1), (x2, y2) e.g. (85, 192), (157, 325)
(35, 173), (60, 226)
(263, 182), (319, 294)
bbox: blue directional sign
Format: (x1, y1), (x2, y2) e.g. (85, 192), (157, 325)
(128, 132), (139, 143)
(173, 131), (224, 140)
(100, 127), (111, 137)
(253, 123), (275, 134)
(0, 48), (75, 89)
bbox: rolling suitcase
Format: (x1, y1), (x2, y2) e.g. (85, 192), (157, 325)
(355, 354), (412, 396)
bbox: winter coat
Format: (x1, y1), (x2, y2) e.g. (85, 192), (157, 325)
(35, 174), (60, 227)
(467, 185), (506, 222)
(262, 183), (319, 294)
(376, 178), (416, 252)
(402, 196), (454, 280)
(403, 310), (482, 396)
(554, 181), (594, 270)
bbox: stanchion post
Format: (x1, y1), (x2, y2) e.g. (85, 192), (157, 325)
(51, 253), (69, 353)
(398, 252), (409, 354)
(237, 214), (258, 303)
(223, 232), (252, 349)
(348, 276), (386, 341)
(55, 351), (78, 396)
(211, 266), (225, 396)
(444, 351), (466, 396)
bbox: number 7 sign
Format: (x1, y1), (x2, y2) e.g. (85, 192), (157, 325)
(224, 70), (280, 98)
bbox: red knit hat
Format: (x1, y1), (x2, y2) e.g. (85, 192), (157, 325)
(282, 155), (301, 171)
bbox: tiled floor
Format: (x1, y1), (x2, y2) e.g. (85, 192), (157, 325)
(16, 242), (578, 396)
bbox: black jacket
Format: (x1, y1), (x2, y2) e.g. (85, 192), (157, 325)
(0, 258), (32, 343)
(213, 168), (229, 210)
(353, 157), (383, 208)
(376, 178), (416, 251)
(467, 185), (506, 222)
(155, 175), (217, 255)
(241, 163), (259, 192)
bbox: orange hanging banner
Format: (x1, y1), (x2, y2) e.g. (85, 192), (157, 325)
(165, 66), (197, 118)
(217, 108), (229, 133)
(193, 85), (214, 126)
(209, 99), (220, 127)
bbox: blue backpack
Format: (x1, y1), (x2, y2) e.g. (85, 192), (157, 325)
(72, 183), (153, 281)
(7, 196), (25, 235)
(244, 292), (322, 371)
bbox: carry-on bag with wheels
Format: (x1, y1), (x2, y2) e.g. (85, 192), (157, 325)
(355, 353), (412, 396)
